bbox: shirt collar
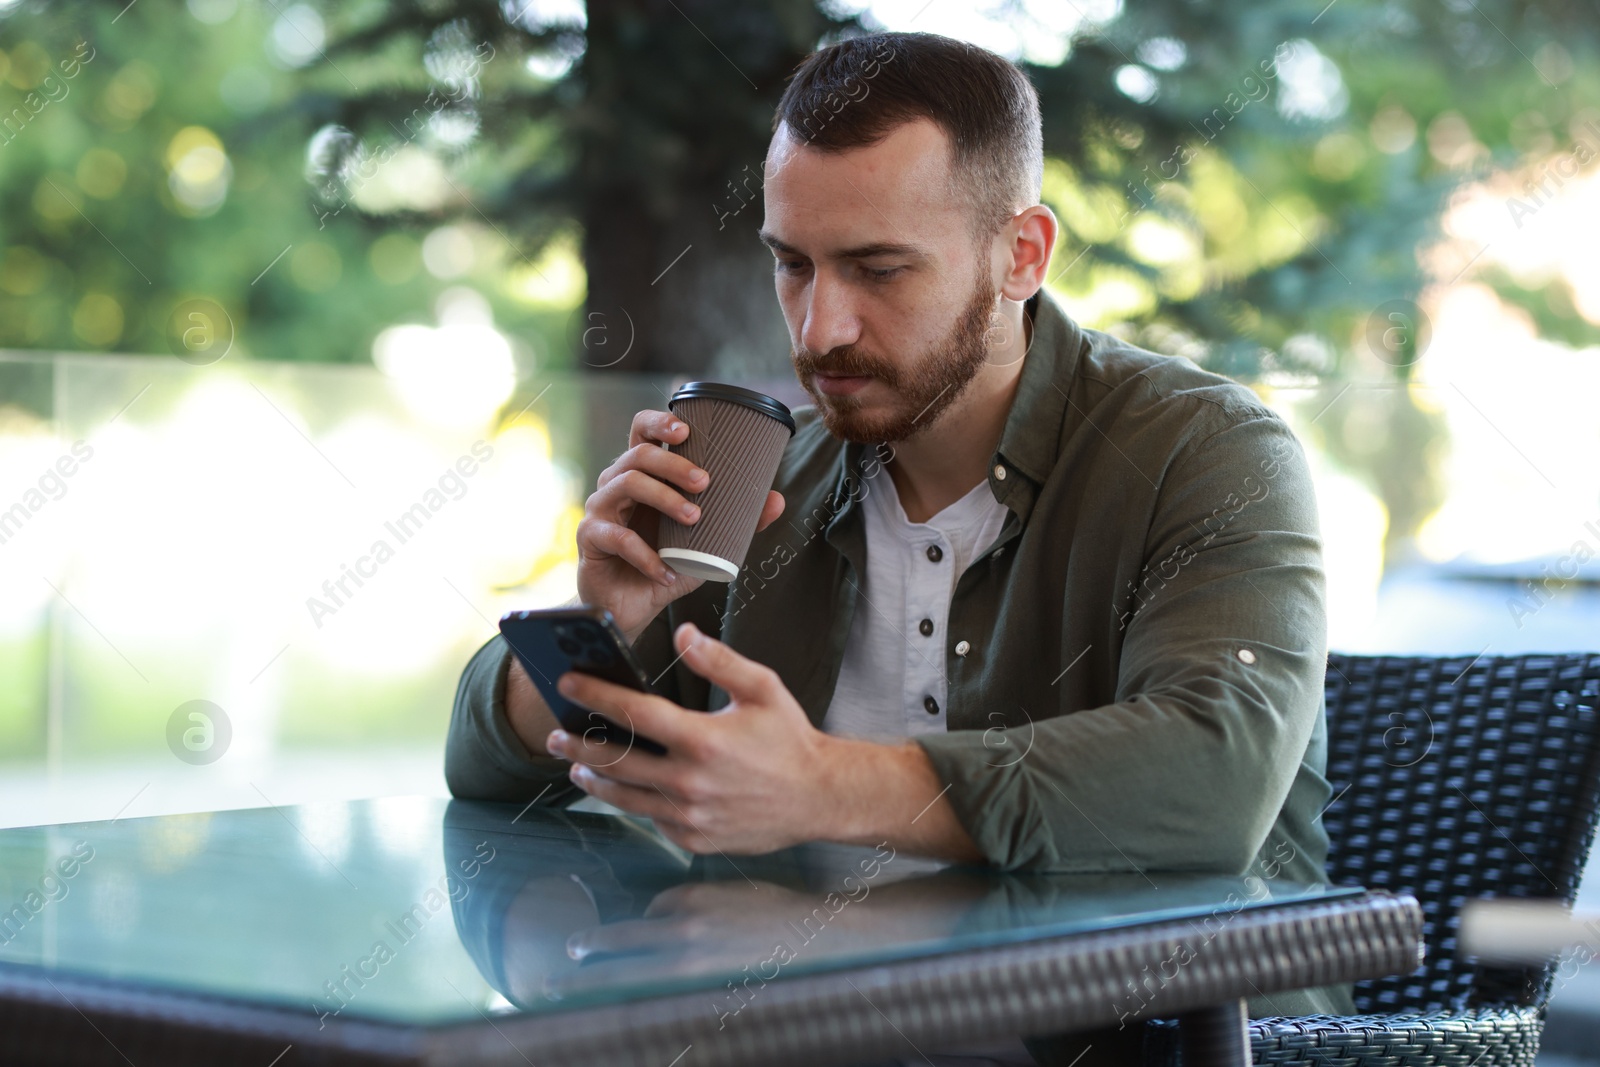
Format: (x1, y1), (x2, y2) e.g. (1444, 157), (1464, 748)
(994, 285), (1082, 488)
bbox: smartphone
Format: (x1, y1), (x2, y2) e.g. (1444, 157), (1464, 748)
(498, 606), (667, 756)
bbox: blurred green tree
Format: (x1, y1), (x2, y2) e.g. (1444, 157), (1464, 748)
(3, 0), (1598, 554)
(5, 0), (1596, 374)
(293, 0), (1600, 375)
(0, 4), (454, 366)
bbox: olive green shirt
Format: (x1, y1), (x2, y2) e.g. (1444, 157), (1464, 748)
(446, 284), (1352, 1019)
(450, 282), (1334, 864)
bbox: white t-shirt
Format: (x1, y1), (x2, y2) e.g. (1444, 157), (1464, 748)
(822, 465), (1009, 741)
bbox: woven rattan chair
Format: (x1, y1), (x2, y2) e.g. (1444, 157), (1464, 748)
(1139, 652), (1600, 1066)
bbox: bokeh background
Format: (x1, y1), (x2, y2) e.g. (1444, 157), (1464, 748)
(3, 0), (1600, 1055)
(2, 0), (1599, 979)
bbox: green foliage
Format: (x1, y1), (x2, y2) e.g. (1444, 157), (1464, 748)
(1023, 0), (1599, 374)
(1, 0), (1595, 380)
(0, 4), (475, 363)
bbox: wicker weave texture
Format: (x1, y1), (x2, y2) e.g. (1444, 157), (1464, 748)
(1253, 1006), (1542, 1066)
(1154, 1006), (1543, 1067)
(1237, 653), (1600, 1067)
(1320, 653), (1600, 1014)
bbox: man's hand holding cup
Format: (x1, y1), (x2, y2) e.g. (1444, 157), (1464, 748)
(574, 387), (794, 644)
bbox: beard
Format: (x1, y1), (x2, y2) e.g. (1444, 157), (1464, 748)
(791, 267), (997, 445)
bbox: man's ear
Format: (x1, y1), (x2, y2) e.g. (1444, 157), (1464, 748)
(997, 204), (1059, 303)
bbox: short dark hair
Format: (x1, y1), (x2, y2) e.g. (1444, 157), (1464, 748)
(772, 32), (1043, 239)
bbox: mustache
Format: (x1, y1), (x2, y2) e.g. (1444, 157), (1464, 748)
(793, 346), (899, 384)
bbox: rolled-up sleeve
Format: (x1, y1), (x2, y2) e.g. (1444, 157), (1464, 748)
(443, 634), (586, 804)
(916, 413), (1327, 873)
(444, 606), (691, 802)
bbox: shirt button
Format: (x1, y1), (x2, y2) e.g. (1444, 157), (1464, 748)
(923, 695), (940, 715)
(926, 544), (943, 563)
(955, 640), (970, 656)
(918, 618), (934, 637)
(1237, 648), (1257, 665)
(993, 464), (1007, 481)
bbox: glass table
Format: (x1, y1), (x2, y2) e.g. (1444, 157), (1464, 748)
(0, 797), (1423, 1066)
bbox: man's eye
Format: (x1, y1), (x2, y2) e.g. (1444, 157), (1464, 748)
(774, 260), (807, 274)
(863, 266), (902, 281)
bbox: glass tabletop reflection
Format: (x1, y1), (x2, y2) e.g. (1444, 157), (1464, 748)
(0, 797), (1359, 1028)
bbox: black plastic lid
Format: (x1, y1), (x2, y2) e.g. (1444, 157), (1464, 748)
(668, 381), (796, 435)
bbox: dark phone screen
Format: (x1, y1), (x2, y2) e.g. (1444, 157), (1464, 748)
(498, 609), (665, 756)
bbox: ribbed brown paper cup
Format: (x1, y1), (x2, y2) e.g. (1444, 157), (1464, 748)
(657, 383), (796, 582)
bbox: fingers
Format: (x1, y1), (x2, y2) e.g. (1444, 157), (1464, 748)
(653, 818), (716, 855)
(554, 724), (677, 789)
(556, 671), (700, 755)
(674, 623), (783, 705)
(600, 416), (783, 550)
(754, 490), (786, 533)
(576, 516), (678, 587)
(565, 764), (683, 822)
(588, 467), (703, 527)
(561, 759), (720, 861)
(603, 410), (697, 498)
(556, 709), (648, 767)
(597, 440), (708, 497)
(627, 409), (688, 451)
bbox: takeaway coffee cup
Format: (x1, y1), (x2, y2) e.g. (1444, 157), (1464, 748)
(656, 382), (796, 582)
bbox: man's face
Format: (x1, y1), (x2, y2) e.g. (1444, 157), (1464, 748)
(761, 118), (1000, 445)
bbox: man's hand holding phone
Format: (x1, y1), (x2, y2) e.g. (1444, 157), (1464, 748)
(503, 408), (783, 759)
(497, 419), (980, 865)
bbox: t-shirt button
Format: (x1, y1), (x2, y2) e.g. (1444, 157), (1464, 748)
(955, 640), (971, 656)
(1237, 648), (1258, 665)
(993, 464), (1007, 481)
(923, 695), (940, 715)
(925, 544), (943, 563)
(918, 618), (934, 637)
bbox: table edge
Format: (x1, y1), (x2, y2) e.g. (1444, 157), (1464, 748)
(433, 888), (1425, 1067)
(0, 890), (1424, 1067)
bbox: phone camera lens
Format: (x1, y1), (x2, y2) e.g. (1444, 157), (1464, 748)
(557, 636), (582, 656)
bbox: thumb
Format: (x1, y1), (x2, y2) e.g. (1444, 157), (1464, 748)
(675, 623), (781, 704)
(754, 490), (785, 533)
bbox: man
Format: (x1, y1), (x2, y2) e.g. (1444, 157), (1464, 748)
(447, 30), (1349, 1047)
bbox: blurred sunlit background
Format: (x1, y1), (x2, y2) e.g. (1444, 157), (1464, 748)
(1, 5), (1599, 1045)
(0, 0), (1596, 811)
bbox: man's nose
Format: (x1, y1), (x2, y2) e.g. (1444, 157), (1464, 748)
(800, 273), (861, 357)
